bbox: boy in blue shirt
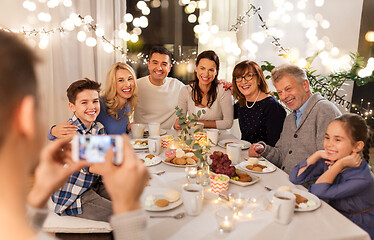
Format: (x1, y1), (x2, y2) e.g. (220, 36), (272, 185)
(52, 78), (113, 222)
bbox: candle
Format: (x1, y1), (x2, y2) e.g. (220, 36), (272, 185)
(220, 219), (233, 232)
(168, 141), (179, 150)
(189, 168), (197, 177)
(216, 208), (235, 233)
(185, 166), (198, 183)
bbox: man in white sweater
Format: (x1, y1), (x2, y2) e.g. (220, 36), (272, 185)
(134, 47), (185, 129)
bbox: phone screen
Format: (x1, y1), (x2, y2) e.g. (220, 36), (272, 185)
(78, 135), (118, 163)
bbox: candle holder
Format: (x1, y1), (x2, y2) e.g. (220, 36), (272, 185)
(228, 192), (248, 212)
(215, 208), (235, 233)
(185, 166), (197, 183)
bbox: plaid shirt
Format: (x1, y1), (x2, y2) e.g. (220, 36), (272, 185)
(52, 115), (106, 216)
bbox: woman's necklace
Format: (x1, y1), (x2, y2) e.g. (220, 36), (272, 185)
(246, 90), (261, 109)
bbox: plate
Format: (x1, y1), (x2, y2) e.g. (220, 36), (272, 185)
(238, 158), (277, 174)
(267, 189), (321, 212)
(137, 153), (162, 167)
(141, 187), (183, 212)
(218, 139), (251, 150)
(143, 129), (167, 138)
(130, 139), (148, 150)
(229, 169), (260, 186)
(162, 158), (197, 168)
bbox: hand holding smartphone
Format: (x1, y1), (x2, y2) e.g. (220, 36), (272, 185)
(72, 135), (123, 164)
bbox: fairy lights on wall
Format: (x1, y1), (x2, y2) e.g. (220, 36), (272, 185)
(1, 0), (373, 118)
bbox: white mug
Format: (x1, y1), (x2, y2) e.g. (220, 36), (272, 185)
(131, 123), (145, 139)
(206, 129), (219, 145)
(226, 143), (241, 165)
(191, 122), (204, 133)
(182, 184), (204, 216)
(148, 122), (161, 137)
(272, 191), (296, 224)
(148, 136), (161, 155)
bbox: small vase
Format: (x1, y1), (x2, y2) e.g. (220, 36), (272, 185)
(196, 155), (210, 187)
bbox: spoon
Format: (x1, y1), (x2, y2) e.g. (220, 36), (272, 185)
(151, 170), (165, 176)
(264, 186), (273, 191)
(150, 212), (185, 219)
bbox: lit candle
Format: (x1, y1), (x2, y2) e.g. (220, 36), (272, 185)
(168, 141), (179, 150)
(189, 168), (197, 177)
(220, 219), (233, 232)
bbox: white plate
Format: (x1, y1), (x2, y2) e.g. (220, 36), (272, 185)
(162, 158), (197, 168)
(141, 187), (183, 212)
(238, 158), (277, 174)
(137, 153), (162, 167)
(267, 189), (321, 212)
(229, 168), (260, 186)
(143, 129), (167, 138)
(130, 139), (148, 150)
(218, 139), (251, 150)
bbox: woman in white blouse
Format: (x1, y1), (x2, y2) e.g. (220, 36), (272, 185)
(174, 50), (233, 130)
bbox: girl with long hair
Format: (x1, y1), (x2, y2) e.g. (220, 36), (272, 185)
(290, 113), (374, 238)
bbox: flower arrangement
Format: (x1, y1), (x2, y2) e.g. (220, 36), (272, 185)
(174, 106), (210, 161)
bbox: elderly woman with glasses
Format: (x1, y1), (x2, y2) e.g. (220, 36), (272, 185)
(232, 60), (286, 146)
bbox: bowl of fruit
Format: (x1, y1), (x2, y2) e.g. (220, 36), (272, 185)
(209, 151), (259, 186)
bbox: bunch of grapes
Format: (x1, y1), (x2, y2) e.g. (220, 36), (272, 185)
(209, 151), (237, 178)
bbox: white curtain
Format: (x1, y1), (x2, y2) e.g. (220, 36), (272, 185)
(0, 0), (125, 129)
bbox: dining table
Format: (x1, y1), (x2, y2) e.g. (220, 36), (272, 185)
(134, 129), (370, 240)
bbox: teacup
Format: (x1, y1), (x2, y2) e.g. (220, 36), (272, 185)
(206, 129), (219, 145)
(148, 122), (160, 137)
(272, 191), (296, 224)
(182, 184), (204, 216)
(148, 136), (161, 155)
(226, 143), (241, 165)
(131, 123), (145, 139)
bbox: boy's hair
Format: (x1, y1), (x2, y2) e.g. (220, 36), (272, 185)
(335, 113), (373, 162)
(147, 46), (173, 64)
(67, 78), (101, 104)
(0, 30), (38, 147)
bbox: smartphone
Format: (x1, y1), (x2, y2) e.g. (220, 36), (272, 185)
(72, 135), (123, 164)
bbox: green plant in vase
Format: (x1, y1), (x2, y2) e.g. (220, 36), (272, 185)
(175, 106), (211, 186)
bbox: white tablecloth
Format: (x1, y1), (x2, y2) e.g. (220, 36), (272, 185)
(137, 130), (370, 240)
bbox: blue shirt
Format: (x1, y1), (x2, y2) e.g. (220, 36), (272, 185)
(96, 98), (129, 134)
(290, 158), (374, 238)
(293, 98), (310, 127)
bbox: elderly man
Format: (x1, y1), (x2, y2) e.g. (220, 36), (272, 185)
(249, 64), (341, 174)
(134, 47), (185, 129)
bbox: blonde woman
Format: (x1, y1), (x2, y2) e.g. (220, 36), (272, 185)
(97, 62), (138, 134)
(48, 62), (138, 138)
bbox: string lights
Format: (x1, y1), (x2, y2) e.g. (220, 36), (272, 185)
(2, 1), (373, 118)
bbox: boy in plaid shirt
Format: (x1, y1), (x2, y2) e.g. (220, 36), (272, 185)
(52, 78), (113, 222)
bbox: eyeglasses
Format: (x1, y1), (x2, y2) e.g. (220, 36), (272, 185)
(234, 73), (257, 83)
